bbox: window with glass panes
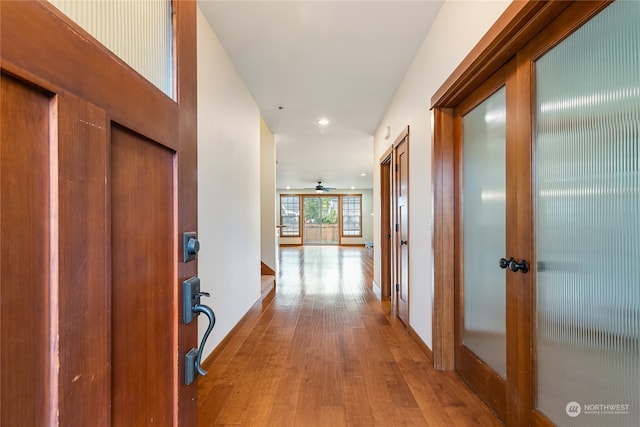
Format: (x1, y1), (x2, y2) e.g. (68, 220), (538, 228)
(280, 195), (300, 236)
(342, 195), (362, 237)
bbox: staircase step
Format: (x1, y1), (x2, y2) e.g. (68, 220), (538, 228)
(261, 275), (276, 298)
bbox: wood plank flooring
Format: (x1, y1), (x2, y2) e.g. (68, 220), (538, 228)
(198, 246), (503, 426)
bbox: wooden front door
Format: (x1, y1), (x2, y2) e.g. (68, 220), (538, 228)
(1, 2), (198, 426)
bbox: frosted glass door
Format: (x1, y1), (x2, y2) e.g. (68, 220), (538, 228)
(462, 86), (507, 378)
(535, 1), (639, 426)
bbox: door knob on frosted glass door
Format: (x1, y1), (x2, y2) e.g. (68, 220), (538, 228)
(499, 257), (529, 273)
(508, 258), (529, 273)
(499, 257), (513, 269)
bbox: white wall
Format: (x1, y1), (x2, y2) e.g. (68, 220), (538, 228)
(373, 0), (511, 349)
(260, 117), (277, 272)
(197, 7), (261, 358)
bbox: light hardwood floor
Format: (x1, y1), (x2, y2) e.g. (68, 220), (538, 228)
(198, 246), (503, 426)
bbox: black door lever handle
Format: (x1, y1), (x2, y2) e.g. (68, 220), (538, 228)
(192, 303), (216, 376)
(183, 277), (217, 384)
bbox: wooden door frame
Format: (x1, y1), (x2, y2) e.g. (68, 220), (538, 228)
(379, 146), (393, 300)
(175, 3), (199, 423)
(431, 1), (611, 426)
(1, 1), (198, 425)
(378, 128), (410, 318)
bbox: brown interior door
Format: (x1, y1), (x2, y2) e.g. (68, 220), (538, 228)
(1, 2), (198, 426)
(394, 132), (409, 325)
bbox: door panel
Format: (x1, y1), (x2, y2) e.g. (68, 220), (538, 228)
(0, 74), (52, 427)
(454, 62), (514, 423)
(461, 86), (507, 378)
(57, 93), (110, 425)
(111, 125), (175, 425)
(532, 1), (640, 425)
(395, 137), (409, 325)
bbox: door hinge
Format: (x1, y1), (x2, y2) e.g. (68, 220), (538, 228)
(395, 164), (398, 172)
(395, 223), (399, 232)
(395, 283), (399, 292)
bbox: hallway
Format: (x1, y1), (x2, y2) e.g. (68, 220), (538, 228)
(198, 246), (502, 426)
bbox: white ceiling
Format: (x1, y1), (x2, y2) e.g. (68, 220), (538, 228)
(198, 1), (443, 190)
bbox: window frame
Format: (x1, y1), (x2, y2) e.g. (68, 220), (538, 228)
(341, 194), (362, 238)
(279, 193), (364, 240)
(279, 194), (301, 237)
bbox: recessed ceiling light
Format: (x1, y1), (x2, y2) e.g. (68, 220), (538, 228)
(286, 186), (291, 190)
(318, 118), (329, 125)
(351, 186), (355, 190)
(360, 173), (366, 176)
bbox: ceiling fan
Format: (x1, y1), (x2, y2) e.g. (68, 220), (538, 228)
(305, 181), (336, 194)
